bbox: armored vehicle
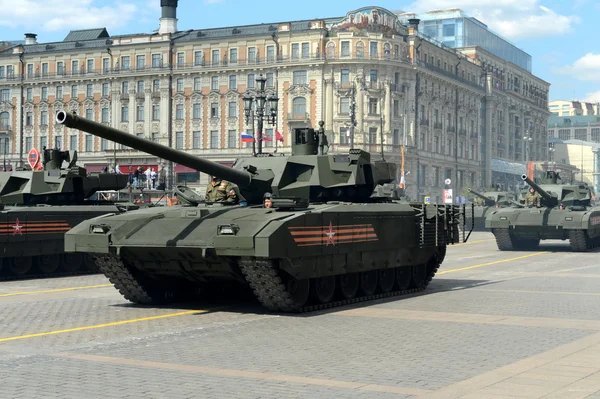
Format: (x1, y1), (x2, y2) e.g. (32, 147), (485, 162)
(486, 171), (600, 251)
(57, 110), (470, 312)
(467, 188), (517, 231)
(0, 147), (134, 279)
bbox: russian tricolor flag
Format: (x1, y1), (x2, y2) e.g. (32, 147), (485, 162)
(241, 132), (254, 143)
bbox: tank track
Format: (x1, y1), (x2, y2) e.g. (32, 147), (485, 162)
(238, 257), (440, 313)
(569, 230), (600, 252)
(0, 255), (99, 282)
(493, 228), (514, 251)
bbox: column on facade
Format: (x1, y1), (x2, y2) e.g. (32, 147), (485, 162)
(160, 88), (170, 146)
(384, 79), (391, 137)
(145, 89), (152, 137)
(324, 78), (333, 133)
(356, 82), (364, 142)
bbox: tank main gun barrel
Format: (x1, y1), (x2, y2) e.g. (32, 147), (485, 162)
(55, 111), (252, 188)
(521, 174), (552, 199)
(467, 188), (495, 204)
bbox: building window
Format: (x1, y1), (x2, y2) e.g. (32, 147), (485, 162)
(248, 47), (256, 62)
(25, 137), (32, 153)
(210, 102), (218, 118)
(120, 56), (130, 70)
(368, 127), (377, 144)
(40, 136), (47, 150)
(211, 50), (219, 65)
(70, 135), (77, 151)
(152, 54), (161, 68)
(247, 74), (255, 88)
(177, 52), (184, 67)
(193, 103), (201, 119)
(368, 98), (378, 114)
(194, 77), (201, 91)
(339, 127), (349, 145)
(229, 75), (237, 90)
(228, 101), (237, 117)
(56, 86), (62, 99)
(57, 62), (65, 75)
(175, 131), (184, 149)
(0, 89), (9, 102)
(292, 97), (306, 118)
(136, 105), (144, 121)
(301, 42), (309, 58)
(370, 69), (377, 83)
(102, 83), (109, 97)
(292, 70), (307, 85)
(266, 73), (274, 88)
(55, 136), (62, 149)
(340, 97), (350, 114)
(0, 112), (8, 128)
(152, 105), (160, 121)
(26, 88), (32, 102)
(86, 59), (94, 73)
(264, 128), (273, 147)
(135, 55), (145, 70)
(442, 24), (455, 37)
(121, 106), (129, 122)
(341, 41), (350, 57)
(122, 81), (128, 94)
(211, 76), (218, 90)
(340, 69), (350, 84)
(267, 45), (275, 61)
(101, 138), (108, 151)
(229, 48), (237, 63)
(291, 43), (299, 59)
(210, 130), (218, 148)
(86, 84), (93, 98)
(101, 107), (109, 123)
(41, 63), (48, 76)
(102, 58), (110, 72)
(192, 131), (201, 148)
(153, 79), (160, 92)
(25, 112), (32, 126)
(40, 111), (48, 126)
(175, 104), (184, 119)
(176, 78), (183, 92)
(369, 41), (378, 57)
(41, 87), (48, 100)
(228, 130), (236, 148)
(72, 60), (79, 74)
(137, 80), (144, 94)
(194, 51), (203, 66)
(85, 108), (93, 120)
(85, 135), (93, 152)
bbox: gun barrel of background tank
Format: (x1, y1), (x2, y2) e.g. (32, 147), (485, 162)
(521, 174), (551, 199)
(467, 188), (494, 203)
(55, 111), (252, 188)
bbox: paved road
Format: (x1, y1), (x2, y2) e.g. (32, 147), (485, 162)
(1, 232), (599, 398)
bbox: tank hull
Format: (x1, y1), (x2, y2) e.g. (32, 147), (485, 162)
(485, 206), (600, 251)
(0, 203), (132, 280)
(66, 202), (468, 312)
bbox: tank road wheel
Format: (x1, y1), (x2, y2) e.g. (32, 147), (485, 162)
(395, 267), (412, 290)
(311, 276), (336, 304)
(493, 228), (514, 251)
(570, 230), (590, 252)
(337, 273), (359, 299)
(60, 253), (83, 272)
(285, 277), (310, 308)
(359, 270), (378, 296)
(35, 255), (60, 274)
(378, 268), (396, 293)
(410, 263), (427, 289)
(7, 256), (33, 276)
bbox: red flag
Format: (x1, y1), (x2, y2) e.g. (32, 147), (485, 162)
(275, 130), (284, 142)
(262, 135), (273, 142)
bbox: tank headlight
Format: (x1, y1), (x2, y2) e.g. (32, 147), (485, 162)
(217, 224), (239, 235)
(90, 224), (110, 234)
(500, 216), (507, 220)
(565, 217), (573, 221)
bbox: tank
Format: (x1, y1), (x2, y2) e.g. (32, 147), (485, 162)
(485, 171), (600, 251)
(56, 110), (471, 312)
(0, 147), (136, 279)
(467, 188), (516, 231)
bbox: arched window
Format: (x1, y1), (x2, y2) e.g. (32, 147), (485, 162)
(326, 42), (335, 59)
(0, 112), (9, 128)
(292, 97), (306, 119)
(356, 42), (364, 59)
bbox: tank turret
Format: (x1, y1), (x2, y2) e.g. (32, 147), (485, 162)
(55, 111), (396, 205)
(0, 147), (129, 205)
(468, 188), (495, 206)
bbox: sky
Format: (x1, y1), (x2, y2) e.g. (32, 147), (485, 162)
(0, 0), (596, 103)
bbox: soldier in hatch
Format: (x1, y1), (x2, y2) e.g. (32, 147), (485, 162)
(205, 175), (238, 204)
(524, 187), (542, 208)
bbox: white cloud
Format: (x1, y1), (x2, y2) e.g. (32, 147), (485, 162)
(584, 90), (600, 102)
(203, 0), (224, 4)
(556, 53), (600, 81)
(0, 0), (140, 32)
(406, 0), (579, 40)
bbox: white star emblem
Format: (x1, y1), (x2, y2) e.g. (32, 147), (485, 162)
(11, 218), (23, 235)
(325, 222), (336, 246)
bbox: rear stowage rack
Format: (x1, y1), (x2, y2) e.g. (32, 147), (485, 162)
(416, 204), (474, 248)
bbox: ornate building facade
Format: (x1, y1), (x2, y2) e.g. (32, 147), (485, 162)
(0, 3), (549, 200)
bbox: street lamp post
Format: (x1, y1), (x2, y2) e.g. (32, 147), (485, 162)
(523, 134), (533, 162)
(348, 88), (357, 148)
(243, 74), (279, 155)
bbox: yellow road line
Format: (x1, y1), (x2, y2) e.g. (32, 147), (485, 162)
(453, 239), (494, 246)
(438, 252), (547, 275)
(0, 309), (207, 343)
(0, 284), (113, 298)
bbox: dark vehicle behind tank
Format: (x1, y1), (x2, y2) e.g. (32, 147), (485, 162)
(57, 111), (471, 312)
(467, 188), (517, 231)
(485, 171), (600, 251)
(0, 147), (135, 279)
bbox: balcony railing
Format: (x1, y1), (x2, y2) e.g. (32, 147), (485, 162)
(287, 112), (310, 121)
(433, 122), (443, 130)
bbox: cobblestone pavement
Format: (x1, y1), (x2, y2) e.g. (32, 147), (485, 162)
(1, 231), (600, 398)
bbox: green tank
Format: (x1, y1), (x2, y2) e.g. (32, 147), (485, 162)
(56, 110), (471, 312)
(485, 171), (600, 251)
(467, 188), (516, 231)
(0, 147), (135, 279)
